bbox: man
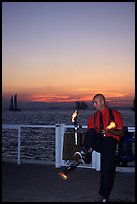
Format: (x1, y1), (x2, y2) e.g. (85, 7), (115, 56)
(74, 94), (124, 202)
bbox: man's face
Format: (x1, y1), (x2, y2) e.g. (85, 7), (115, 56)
(92, 97), (104, 111)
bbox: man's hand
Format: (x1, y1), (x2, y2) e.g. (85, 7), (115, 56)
(105, 128), (124, 137)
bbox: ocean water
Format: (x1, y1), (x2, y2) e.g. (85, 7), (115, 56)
(2, 108), (135, 163)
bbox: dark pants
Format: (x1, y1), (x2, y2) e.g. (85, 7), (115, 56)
(83, 128), (117, 199)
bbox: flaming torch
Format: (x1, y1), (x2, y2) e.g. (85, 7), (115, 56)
(71, 110), (79, 145)
(101, 121), (116, 136)
(106, 121), (116, 130)
(58, 110), (80, 180)
(58, 161), (81, 180)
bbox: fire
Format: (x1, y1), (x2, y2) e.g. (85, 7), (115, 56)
(72, 110), (79, 123)
(106, 122), (116, 130)
(59, 172), (68, 180)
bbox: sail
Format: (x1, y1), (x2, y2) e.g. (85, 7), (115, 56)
(9, 96), (15, 110)
(9, 94), (21, 111)
(14, 94), (17, 110)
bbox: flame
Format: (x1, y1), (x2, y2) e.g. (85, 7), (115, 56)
(59, 172), (68, 180)
(106, 122), (116, 130)
(72, 110), (79, 123)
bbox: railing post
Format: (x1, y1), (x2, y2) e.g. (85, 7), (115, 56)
(95, 152), (101, 171)
(91, 151), (101, 171)
(55, 124), (65, 168)
(17, 127), (21, 165)
(92, 151), (96, 169)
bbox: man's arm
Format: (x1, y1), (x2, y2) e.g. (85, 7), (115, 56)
(107, 110), (124, 137)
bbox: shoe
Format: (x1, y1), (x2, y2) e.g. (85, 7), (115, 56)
(73, 151), (85, 164)
(100, 197), (108, 202)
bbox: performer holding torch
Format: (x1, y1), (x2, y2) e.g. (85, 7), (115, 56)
(73, 94), (124, 202)
(59, 94), (124, 202)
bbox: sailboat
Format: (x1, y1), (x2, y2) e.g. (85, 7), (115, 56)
(75, 101), (88, 109)
(9, 94), (21, 111)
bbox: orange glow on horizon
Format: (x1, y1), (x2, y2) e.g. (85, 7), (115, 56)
(2, 91), (134, 103)
(2, 86), (134, 105)
(28, 92), (134, 103)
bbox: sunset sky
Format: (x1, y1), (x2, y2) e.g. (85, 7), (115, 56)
(2, 2), (135, 106)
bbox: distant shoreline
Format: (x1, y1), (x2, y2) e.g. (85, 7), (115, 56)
(2, 106), (133, 112)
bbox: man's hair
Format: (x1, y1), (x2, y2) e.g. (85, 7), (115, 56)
(93, 94), (106, 102)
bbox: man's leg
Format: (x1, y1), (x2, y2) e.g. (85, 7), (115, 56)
(99, 137), (117, 200)
(74, 128), (102, 163)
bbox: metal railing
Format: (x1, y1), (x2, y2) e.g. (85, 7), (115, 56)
(2, 124), (55, 165)
(2, 124), (135, 171)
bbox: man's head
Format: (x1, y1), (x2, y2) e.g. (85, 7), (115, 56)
(92, 94), (106, 111)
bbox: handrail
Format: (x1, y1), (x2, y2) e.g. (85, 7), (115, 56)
(2, 124), (135, 130)
(2, 124), (56, 165)
(2, 124), (56, 128)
